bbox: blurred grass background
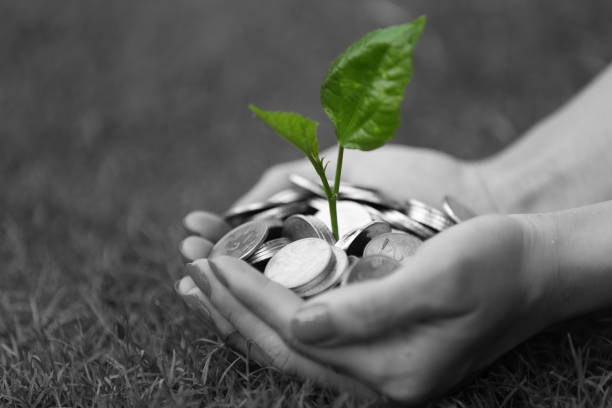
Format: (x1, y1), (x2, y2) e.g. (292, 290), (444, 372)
(1, 1), (612, 406)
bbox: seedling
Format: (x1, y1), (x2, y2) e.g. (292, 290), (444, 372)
(250, 17), (425, 240)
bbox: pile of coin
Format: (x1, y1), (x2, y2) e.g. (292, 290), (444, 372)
(210, 174), (476, 297)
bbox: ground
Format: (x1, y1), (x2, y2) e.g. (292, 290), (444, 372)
(2, 1), (612, 406)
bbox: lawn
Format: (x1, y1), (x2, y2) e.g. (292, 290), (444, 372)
(2, 0), (612, 406)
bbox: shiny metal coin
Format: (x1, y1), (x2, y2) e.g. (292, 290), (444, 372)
(405, 206), (454, 232)
(442, 195), (477, 223)
(251, 201), (312, 222)
(342, 255), (402, 285)
(210, 220), (269, 260)
(265, 238), (333, 289)
(247, 237), (290, 265)
(338, 185), (402, 210)
(289, 174), (326, 198)
(315, 200), (374, 238)
(380, 209), (436, 239)
(335, 221), (392, 256)
(224, 201), (274, 225)
(363, 232), (422, 262)
(283, 214), (335, 244)
(267, 188), (313, 206)
(300, 246), (349, 297)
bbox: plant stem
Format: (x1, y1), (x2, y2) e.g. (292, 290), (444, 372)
(333, 147), (344, 197)
(307, 153), (340, 240)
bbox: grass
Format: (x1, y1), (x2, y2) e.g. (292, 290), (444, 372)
(1, 0), (612, 406)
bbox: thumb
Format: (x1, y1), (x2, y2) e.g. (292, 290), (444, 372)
(289, 261), (434, 346)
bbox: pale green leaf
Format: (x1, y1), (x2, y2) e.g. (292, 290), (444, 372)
(249, 104), (319, 159)
(321, 16), (426, 150)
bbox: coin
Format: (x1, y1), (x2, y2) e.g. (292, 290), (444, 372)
(265, 238), (333, 289)
(315, 200), (374, 238)
(442, 195), (477, 223)
(300, 246), (349, 297)
(380, 209), (436, 239)
(335, 221), (392, 256)
(267, 188), (313, 206)
(251, 201), (312, 222)
(283, 214), (335, 244)
(247, 237), (291, 265)
(404, 206), (454, 232)
(224, 201), (275, 225)
(338, 184), (402, 210)
(342, 255), (402, 285)
(210, 220), (269, 260)
(289, 174), (326, 198)
(363, 232), (422, 262)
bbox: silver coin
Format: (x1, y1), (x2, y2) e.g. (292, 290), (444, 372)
(363, 232), (422, 262)
(247, 237), (291, 265)
(282, 214), (335, 244)
(405, 206), (454, 232)
(335, 221), (392, 256)
(380, 209), (436, 239)
(265, 238), (333, 289)
(289, 174), (326, 198)
(299, 246), (349, 297)
(210, 220), (269, 260)
(338, 185), (402, 210)
(342, 255), (402, 285)
(315, 200), (374, 238)
(442, 195), (477, 223)
(224, 201), (275, 225)
(267, 188), (313, 206)
(251, 201), (311, 222)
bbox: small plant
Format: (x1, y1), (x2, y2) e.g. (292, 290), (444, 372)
(250, 16), (426, 240)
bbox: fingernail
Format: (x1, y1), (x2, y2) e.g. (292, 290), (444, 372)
(290, 303), (334, 344)
(247, 341), (274, 367)
(207, 259), (229, 287)
(186, 263), (211, 297)
(180, 288), (212, 320)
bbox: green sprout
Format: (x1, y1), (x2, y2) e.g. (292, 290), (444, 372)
(250, 16), (426, 240)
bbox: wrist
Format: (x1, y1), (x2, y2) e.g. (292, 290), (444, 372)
(509, 213), (567, 325)
(472, 151), (568, 214)
(512, 202), (612, 325)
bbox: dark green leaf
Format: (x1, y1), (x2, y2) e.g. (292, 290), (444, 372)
(321, 16), (426, 150)
(249, 104), (319, 159)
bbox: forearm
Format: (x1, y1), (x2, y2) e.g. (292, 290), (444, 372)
(477, 63), (612, 213)
(519, 201), (612, 324)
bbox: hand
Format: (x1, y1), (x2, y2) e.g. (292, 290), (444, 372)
(176, 210), (376, 399)
(206, 214), (559, 404)
(227, 144), (497, 213)
(175, 144), (502, 400)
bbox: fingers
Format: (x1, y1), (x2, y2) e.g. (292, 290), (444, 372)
(207, 256), (304, 339)
(175, 276), (236, 338)
(289, 260), (437, 347)
(187, 258), (376, 397)
(183, 211), (230, 242)
(206, 256), (409, 398)
(232, 160), (314, 207)
(180, 236), (214, 261)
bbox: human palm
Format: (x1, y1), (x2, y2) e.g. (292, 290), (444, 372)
(176, 144), (503, 402)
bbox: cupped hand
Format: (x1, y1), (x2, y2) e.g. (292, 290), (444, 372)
(207, 214), (558, 404)
(229, 144), (497, 212)
(176, 144), (505, 401)
(176, 207), (376, 399)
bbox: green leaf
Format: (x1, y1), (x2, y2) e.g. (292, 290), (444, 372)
(320, 16), (426, 151)
(249, 104), (319, 159)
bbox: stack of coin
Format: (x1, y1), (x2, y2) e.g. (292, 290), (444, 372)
(211, 174), (478, 297)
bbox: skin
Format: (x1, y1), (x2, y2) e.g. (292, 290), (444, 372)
(176, 63), (612, 404)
